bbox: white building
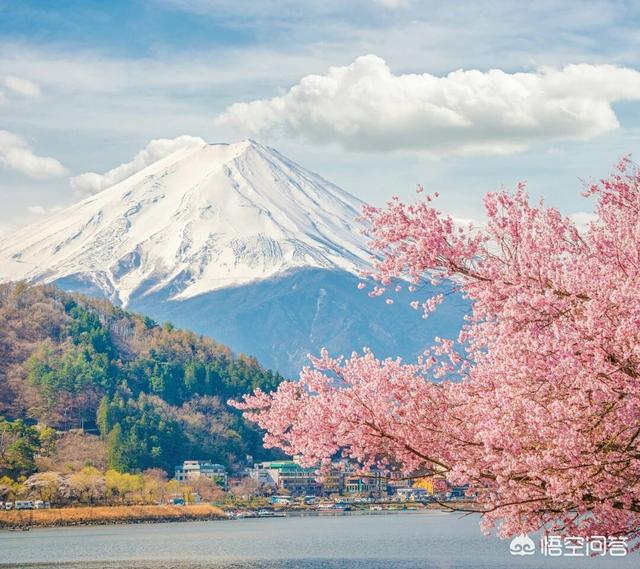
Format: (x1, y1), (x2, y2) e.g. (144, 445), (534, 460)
(247, 460), (321, 496)
(175, 460), (228, 489)
(395, 487), (430, 502)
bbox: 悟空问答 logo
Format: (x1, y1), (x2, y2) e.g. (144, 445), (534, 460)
(509, 534), (536, 556)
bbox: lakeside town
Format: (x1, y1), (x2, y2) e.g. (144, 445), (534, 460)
(179, 458), (471, 509)
(0, 456), (473, 527)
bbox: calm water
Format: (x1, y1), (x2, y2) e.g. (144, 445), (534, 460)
(0, 512), (637, 569)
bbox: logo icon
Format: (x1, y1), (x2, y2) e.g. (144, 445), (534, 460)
(510, 534), (536, 556)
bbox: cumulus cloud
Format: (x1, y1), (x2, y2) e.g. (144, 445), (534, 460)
(0, 130), (68, 178)
(70, 135), (206, 197)
(216, 55), (640, 156)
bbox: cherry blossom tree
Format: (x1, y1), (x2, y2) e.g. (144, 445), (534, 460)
(232, 159), (640, 544)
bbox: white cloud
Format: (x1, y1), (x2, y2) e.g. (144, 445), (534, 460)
(3, 75), (41, 98)
(216, 55), (640, 156)
(569, 211), (598, 232)
(70, 135), (206, 196)
(0, 130), (67, 178)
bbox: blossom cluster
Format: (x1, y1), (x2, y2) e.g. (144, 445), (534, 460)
(232, 159), (640, 545)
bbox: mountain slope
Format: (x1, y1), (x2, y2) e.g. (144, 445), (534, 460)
(130, 267), (469, 375)
(0, 282), (283, 474)
(0, 140), (370, 305)
(0, 140), (468, 377)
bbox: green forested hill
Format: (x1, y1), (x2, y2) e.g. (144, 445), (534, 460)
(0, 282), (284, 475)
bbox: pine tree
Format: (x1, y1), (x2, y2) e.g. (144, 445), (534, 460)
(96, 395), (111, 437)
(106, 423), (127, 471)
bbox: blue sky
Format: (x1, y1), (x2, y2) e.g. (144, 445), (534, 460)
(1, 0), (640, 231)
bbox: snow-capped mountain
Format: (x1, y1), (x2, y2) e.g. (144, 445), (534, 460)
(0, 140), (468, 376)
(0, 140), (371, 305)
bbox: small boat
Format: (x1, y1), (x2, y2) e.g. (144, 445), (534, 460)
(234, 510), (257, 519)
(7, 526), (30, 531)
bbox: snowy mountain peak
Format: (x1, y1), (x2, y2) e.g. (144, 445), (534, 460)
(0, 141), (371, 305)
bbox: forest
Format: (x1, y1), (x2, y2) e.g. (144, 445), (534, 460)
(0, 282), (284, 478)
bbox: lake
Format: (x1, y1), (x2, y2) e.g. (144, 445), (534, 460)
(0, 512), (637, 568)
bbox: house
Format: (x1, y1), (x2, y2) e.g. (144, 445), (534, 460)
(174, 460), (228, 489)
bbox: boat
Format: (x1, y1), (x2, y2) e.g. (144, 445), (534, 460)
(7, 527), (30, 531)
(233, 510), (257, 519)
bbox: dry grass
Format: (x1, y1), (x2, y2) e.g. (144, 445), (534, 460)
(0, 504), (225, 528)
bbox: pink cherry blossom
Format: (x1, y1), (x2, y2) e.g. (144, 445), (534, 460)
(232, 160), (640, 546)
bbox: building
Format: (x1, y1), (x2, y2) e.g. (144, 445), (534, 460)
(387, 471), (409, 493)
(248, 461), (321, 496)
(174, 460), (228, 489)
(343, 472), (386, 498)
(320, 470), (343, 496)
(395, 487), (430, 502)
(449, 484), (470, 499)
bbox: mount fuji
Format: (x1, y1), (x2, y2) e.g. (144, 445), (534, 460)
(0, 140), (467, 376)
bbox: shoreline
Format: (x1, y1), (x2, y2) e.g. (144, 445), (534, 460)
(0, 504), (226, 529)
(0, 502), (478, 530)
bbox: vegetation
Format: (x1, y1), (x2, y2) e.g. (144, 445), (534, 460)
(0, 418), (40, 477)
(0, 504), (225, 528)
(0, 464), (274, 521)
(0, 466), (224, 506)
(0, 282), (284, 477)
(235, 161), (640, 543)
